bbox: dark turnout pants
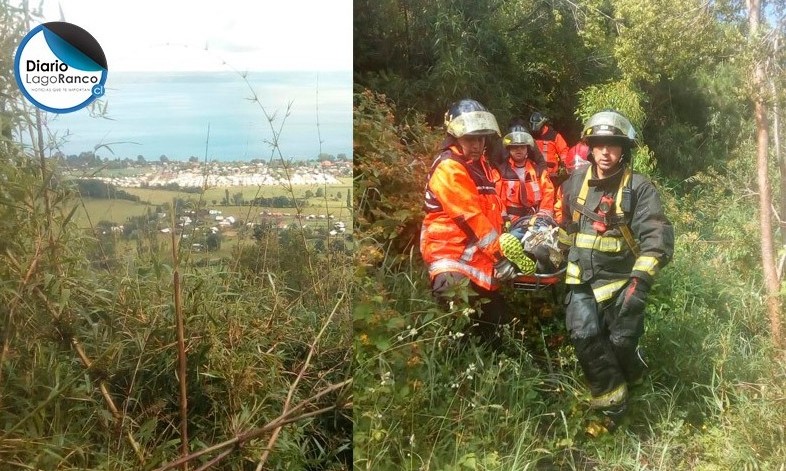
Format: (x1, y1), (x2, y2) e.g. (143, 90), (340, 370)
(432, 272), (514, 341)
(565, 283), (646, 401)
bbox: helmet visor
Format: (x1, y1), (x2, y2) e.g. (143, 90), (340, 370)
(583, 111), (636, 141)
(502, 131), (534, 147)
(447, 111), (501, 138)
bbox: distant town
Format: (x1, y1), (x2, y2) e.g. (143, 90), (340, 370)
(59, 152), (352, 188)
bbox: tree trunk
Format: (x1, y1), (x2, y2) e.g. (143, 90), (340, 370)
(749, 0), (783, 349)
(774, 35), (786, 272)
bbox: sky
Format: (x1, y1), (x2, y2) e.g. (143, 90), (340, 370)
(36, 0), (353, 72)
(16, 0), (354, 160)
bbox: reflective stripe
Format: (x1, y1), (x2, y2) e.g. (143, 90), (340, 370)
(589, 383), (628, 409)
(526, 180), (541, 205)
(574, 233), (625, 252)
(478, 185), (497, 194)
(459, 229), (498, 263)
(565, 262), (581, 284)
(572, 168), (593, 223)
(424, 190), (442, 212)
(633, 256), (659, 276)
(459, 244), (477, 263)
(477, 230), (499, 250)
(504, 180), (519, 205)
(429, 259), (495, 287)
(592, 279), (628, 302)
(614, 169), (631, 218)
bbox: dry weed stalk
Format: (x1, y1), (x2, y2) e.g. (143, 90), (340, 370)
(170, 203), (190, 471)
(151, 378), (352, 471)
(255, 292), (347, 469)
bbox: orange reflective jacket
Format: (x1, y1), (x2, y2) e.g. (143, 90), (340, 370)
(497, 158), (555, 224)
(534, 124), (569, 178)
(420, 145), (504, 291)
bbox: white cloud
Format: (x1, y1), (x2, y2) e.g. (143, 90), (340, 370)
(38, 0), (352, 72)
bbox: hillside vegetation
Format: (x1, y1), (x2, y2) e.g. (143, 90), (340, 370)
(354, 0), (786, 469)
(0, 4), (352, 470)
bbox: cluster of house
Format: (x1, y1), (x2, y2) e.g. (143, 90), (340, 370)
(95, 166), (343, 188)
(152, 208), (348, 235)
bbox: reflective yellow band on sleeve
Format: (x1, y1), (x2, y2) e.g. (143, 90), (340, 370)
(592, 279), (628, 302)
(574, 233), (625, 252)
(632, 256), (659, 276)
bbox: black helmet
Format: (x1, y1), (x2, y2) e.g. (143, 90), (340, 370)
(444, 99), (500, 138)
(502, 124), (535, 148)
(529, 112), (547, 133)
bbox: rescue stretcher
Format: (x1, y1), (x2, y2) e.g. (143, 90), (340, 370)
(512, 266), (566, 292)
(500, 221), (567, 293)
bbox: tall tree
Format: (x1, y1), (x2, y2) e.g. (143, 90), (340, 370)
(748, 0), (782, 348)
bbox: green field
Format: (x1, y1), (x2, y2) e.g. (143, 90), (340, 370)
(71, 180), (353, 230)
(122, 179), (352, 206)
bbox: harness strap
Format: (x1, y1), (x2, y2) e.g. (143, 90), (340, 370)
(572, 167), (640, 258)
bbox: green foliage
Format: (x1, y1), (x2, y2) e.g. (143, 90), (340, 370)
(612, 0), (727, 85)
(73, 178), (142, 202)
(354, 89), (439, 255)
(354, 0), (596, 131)
(354, 1), (786, 464)
(0, 148), (353, 469)
(575, 81), (646, 129)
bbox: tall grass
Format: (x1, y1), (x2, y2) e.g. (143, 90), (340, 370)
(353, 89), (786, 470)
(0, 12), (352, 469)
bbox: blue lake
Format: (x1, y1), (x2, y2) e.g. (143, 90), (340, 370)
(45, 70), (352, 161)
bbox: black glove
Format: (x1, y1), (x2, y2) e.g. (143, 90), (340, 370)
(619, 277), (650, 317)
(493, 258), (518, 281)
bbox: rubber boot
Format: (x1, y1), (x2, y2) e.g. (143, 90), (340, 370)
(612, 343), (648, 387)
(573, 334), (629, 427)
(600, 401), (628, 432)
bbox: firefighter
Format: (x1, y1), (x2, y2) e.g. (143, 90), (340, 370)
(530, 111), (570, 184)
(560, 110), (674, 424)
(497, 124), (559, 273)
(420, 99), (518, 339)
(565, 141), (590, 175)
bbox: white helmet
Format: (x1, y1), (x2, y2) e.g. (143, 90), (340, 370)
(444, 99), (501, 138)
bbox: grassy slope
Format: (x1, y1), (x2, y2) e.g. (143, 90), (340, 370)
(2, 162), (353, 469)
(70, 180), (353, 229)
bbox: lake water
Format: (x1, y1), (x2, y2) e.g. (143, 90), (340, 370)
(44, 70), (352, 161)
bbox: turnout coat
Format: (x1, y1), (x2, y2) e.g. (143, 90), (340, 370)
(420, 144), (505, 291)
(560, 165), (674, 302)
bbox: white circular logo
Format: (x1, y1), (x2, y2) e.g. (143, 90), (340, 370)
(14, 22), (107, 113)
